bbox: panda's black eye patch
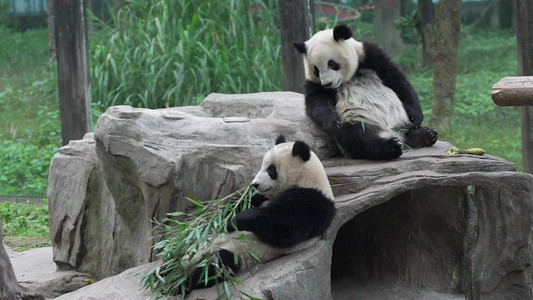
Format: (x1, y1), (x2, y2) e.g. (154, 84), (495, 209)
(313, 66), (320, 78)
(328, 60), (340, 71)
(267, 164), (278, 180)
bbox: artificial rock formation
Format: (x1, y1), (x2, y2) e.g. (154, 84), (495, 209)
(48, 92), (533, 299)
(48, 92), (334, 280)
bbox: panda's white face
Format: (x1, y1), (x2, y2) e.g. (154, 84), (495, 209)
(295, 27), (365, 89)
(251, 140), (334, 201)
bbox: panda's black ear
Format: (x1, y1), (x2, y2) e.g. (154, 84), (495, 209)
(292, 141), (311, 162)
(275, 135), (286, 145)
(333, 25), (352, 41)
(292, 41), (307, 54)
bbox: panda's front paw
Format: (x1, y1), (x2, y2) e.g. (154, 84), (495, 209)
(380, 137), (403, 159)
(251, 193), (268, 207)
(407, 110), (424, 126)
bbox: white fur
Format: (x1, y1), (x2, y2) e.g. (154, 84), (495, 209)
(250, 142), (334, 200)
(189, 142), (333, 273)
(211, 231), (319, 270)
(303, 28), (410, 141)
(302, 29), (364, 88)
(336, 69), (409, 140)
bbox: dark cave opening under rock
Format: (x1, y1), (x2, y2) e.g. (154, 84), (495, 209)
(331, 186), (468, 299)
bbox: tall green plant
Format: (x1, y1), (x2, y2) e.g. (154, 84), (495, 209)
(90, 0), (281, 109)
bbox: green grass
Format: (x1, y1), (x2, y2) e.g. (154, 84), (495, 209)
(1, 200), (50, 251)
(0, 27), (60, 196)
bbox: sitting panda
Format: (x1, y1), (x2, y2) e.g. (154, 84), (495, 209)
(293, 24), (438, 160)
(189, 135), (336, 290)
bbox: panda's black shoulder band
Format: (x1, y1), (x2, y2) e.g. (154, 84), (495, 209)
(292, 141), (311, 161)
(333, 25), (352, 41)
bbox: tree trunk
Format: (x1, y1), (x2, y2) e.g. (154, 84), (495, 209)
(46, 0), (55, 60)
(515, 0), (533, 174)
(430, 0), (462, 132)
(373, 0), (402, 57)
(417, 0), (435, 66)
(54, 0), (92, 146)
(278, 0), (315, 93)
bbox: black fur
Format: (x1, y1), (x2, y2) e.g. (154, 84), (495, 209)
(359, 42), (424, 125)
(404, 125), (438, 148)
(292, 41), (306, 54)
(250, 192), (269, 207)
(231, 187), (335, 248)
(292, 141), (311, 161)
(336, 121), (403, 160)
(275, 135), (286, 145)
(304, 80), (340, 135)
(299, 26), (439, 159)
(333, 24), (352, 41)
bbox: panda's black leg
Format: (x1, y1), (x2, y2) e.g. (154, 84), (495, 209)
(404, 126), (438, 148)
(187, 249), (240, 290)
(336, 122), (403, 160)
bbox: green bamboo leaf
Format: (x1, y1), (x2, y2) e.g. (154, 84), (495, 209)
(248, 250), (260, 261)
(240, 291), (265, 300)
(186, 197), (206, 208)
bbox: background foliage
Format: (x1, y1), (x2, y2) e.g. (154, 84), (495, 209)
(90, 0), (281, 108)
(1, 199), (50, 250)
(0, 27), (60, 196)
(0, 1), (523, 215)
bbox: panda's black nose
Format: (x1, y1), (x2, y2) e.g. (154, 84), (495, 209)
(251, 183), (259, 189)
(323, 82), (332, 87)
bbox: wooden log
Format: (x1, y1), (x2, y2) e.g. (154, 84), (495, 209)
(54, 0), (92, 146)
(491, 76), (533, 106)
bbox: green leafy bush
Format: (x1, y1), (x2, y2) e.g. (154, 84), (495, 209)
(0, 141), (57, 195)
(0, 101), (60, 196)
(1, 200), (49, 238)
(90, 0), (281, 109)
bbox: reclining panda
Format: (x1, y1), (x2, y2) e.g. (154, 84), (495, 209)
(293, 24), (438, 160)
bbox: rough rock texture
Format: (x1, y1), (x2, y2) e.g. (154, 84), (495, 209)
(48, 92), (533, 299)
(52, 262), (159, 300)
(48, 92), (334, 280)
(8, 246), (92, 299)
(325, 147), (533, 300)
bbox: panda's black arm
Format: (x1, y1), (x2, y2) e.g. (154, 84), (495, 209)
(231, 188), (336, 248)
(359, 42), (424, 125)
(304, 80), (341, 134)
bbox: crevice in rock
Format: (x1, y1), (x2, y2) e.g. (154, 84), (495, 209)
(331, 186), (466, 299)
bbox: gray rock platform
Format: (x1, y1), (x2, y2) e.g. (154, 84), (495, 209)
(45, 92), (533, 300)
